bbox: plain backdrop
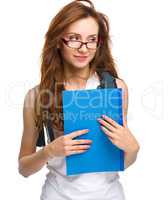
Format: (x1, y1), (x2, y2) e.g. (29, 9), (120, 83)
(0, 0), (168, 199)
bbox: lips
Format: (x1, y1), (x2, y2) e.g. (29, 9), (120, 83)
(74, 55), (88, 62)
(74, 55), (88, 58)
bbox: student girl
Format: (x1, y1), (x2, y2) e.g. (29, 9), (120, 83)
(18, 0), (140, 199)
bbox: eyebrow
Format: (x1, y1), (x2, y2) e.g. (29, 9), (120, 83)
(65, 32), (98, 37)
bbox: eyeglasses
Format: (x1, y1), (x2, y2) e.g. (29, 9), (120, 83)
(61, 38), (101, 50)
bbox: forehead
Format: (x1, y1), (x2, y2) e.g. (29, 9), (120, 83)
(65, 17), (99, 37)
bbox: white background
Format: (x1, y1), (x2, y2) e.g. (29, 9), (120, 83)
(0, 0), (168, 199)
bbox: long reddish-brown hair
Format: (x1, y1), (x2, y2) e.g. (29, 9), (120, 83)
(34, 0), (120, 138)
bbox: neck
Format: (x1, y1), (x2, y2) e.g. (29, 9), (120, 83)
(63, 64), (94, 88)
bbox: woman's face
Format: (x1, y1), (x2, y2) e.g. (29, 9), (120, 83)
(61, 17), (99, 70)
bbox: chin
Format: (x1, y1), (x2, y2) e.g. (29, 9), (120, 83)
(72, 62), (90, 69)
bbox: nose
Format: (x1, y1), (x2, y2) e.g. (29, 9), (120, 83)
(78, 43), (88, 53)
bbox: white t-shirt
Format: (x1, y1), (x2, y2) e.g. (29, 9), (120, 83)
(40, 72), (125, 200)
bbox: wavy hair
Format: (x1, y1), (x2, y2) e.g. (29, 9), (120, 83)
(34, 0), (120, 138)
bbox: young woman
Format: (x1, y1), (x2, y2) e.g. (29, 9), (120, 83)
(18, 0), (140, 199)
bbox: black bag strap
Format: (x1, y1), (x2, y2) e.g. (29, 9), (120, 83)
(36, 120), (55, 147)
(36, 128), (45, 147)
(36, 70), (117, 147)
(96, 70), (117, 89)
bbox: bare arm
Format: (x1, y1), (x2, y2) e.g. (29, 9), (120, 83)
(18, 87), (92, 177)
(116, 78), (140, 169)
(18, 87), (50, 177)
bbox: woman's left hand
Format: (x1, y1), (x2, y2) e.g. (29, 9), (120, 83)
(97, 115), (139, 153)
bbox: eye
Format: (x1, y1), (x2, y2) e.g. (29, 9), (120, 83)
(88, 37), (97, 42)
(68, 35), (80, 41)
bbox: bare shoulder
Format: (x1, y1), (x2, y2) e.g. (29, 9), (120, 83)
(24, 84), (40, 109)
(18, 84), (40, 160)
(115, 78), (129, 123)
(115, 77), (129, 101)
(115, 78), (128, 91)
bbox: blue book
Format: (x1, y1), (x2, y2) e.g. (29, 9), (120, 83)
(62, 88), (124, 176)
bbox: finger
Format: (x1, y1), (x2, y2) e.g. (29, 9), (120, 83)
(65, 145), (90, 151)
(97, 118), (116, 132)
(108, 137), (121, 149)
(101, 115), (122, 129)
(108, 136), (115, 144)
(67, 149), (88, 156)
(64, 138), (92, 146)
(67, 129), (90, 139)
(69, 139), (92, 145)
(100, 125), (119, 140)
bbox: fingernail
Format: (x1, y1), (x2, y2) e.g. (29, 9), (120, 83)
(100, 125), (104, 129)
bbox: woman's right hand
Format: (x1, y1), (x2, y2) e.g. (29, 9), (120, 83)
(44, 129), (92, 159)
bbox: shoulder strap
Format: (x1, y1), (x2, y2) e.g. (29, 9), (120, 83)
(36, 120), (54, 147)
(96, 70), (117, 88)
(36, 128), (45, 147)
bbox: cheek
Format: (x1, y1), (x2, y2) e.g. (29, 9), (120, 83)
(61, 46), (97, 63)
(89, 50), (97, 60)
(61, 47), (74, 60)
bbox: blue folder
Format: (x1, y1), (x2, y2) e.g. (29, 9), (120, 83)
(62, 88), (124, 176)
